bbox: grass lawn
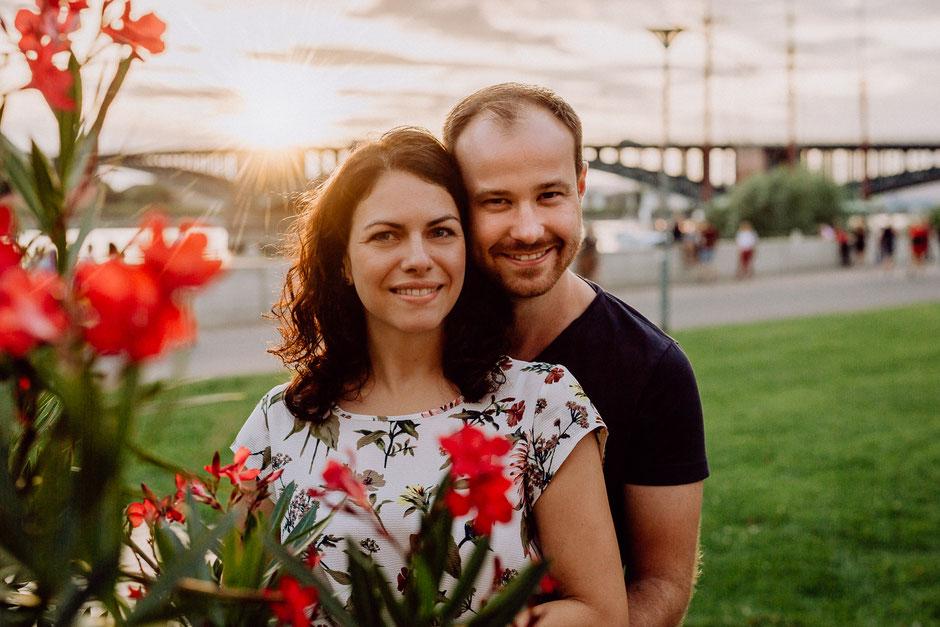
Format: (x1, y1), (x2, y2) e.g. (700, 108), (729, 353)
(127, 303), (940, 625)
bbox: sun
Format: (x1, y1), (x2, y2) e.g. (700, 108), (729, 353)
(222, 63), (336, 150)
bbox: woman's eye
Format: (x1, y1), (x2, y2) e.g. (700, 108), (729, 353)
(369, 231), (395, 242)
(430, 227), (456, 238)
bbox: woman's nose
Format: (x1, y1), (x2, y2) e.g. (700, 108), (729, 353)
(401, 236), (433, 271)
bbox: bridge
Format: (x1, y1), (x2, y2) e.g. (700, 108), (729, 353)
(102, 140), (940, 212)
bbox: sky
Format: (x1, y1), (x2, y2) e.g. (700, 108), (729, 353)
(2, 0), (940, 155)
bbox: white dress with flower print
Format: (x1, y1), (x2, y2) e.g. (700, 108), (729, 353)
(231, 357), (606, 619)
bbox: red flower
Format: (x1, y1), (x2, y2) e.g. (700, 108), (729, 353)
(126, 499), (158, 527)
(74, 258), (192, 361)
(544, 367), (564, 384)
(204, 447), (261, 488)
(0, 267), (68, 357)
(101, 1), (165, 59)
(0, 206), (22, 272)
(439, 425), (511, 479)
(445, 471), (513, 535)
(23, 43), (74, 111)
(127, 585), (145, 600)
(265, 576), (318, 627)
(322, 460), (370, 509)
(14, 0), (84, 55)
(140, 214), (222, 292)
(505, 400), (525, 427)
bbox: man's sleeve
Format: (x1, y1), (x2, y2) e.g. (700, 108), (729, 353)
(622, 341), (709, 486)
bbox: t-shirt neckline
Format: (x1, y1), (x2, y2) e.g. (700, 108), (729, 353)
(331, 395), (466, 422)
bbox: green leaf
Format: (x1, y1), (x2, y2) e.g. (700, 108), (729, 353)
(269, 481), (296, 537)
(262, 535), (358, 627)
(55, 53), (82, 178)
(437, 537), (490, 625)
(465, 560), (549, 627)
(0, 133), (44, 219)
(282, 499), (320, 545)
(29, 140), (61, 226)
(126, 512), (237, 625)
(321, 563), (352, 586)
(345, 545), (384, 627)
(64, 184), (103, 274)
(444, 535), (462, 580)
(89, 56), (132, 139)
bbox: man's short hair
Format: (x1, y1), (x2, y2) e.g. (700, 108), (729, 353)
(443, 83), (584, 176)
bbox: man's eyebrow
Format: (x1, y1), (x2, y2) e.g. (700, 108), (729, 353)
(534, 180), (572, 192)
(472, 189), (511, 203)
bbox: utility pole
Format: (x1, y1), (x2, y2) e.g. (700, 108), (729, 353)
(785, 0), (798, 166)
(648, 26), (683, 333)
(857, 0), (871, 199)
(702, 0), (714, 204)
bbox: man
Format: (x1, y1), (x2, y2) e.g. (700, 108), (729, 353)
(444, 83), (709, 626)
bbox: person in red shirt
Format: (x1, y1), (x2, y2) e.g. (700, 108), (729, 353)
(908, 220), (930, 276)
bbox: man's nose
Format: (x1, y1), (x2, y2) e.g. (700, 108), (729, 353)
(401, 236), (433, 271)
(508, 202), (545, 244)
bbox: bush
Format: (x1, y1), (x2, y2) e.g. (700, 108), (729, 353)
(708, 166), (846, 237)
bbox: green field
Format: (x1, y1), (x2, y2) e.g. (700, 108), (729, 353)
(128, 303), (940, 625)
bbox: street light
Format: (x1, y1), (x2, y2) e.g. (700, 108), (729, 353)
(648, 26), (683, 333)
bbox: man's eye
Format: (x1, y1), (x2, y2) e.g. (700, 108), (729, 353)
(483, 198), (508, 207)
(540, 191), (562, 201)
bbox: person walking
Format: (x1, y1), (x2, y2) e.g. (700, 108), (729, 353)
(735, 221), (758, 278)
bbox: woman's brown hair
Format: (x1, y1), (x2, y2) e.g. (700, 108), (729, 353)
(271, 127), (511, 422)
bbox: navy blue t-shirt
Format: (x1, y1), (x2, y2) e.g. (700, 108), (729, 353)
(535, 282), (709, 564)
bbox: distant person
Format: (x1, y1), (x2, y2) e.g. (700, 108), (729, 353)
(908, 220), (929, 276)
(735, 221), (758, 278)
(697, 221), (719, 280)
(879, 225), (896, 272)
(853, 222), (867, 265)
(836, 227), (852, 267)
(575, 222), (599, 282)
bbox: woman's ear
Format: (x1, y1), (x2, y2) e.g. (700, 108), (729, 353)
(341, 258), (353, 285)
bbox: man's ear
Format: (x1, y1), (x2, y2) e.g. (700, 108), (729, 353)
(577, 163), (588, 199)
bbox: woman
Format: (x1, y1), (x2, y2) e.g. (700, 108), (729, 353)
(232, 128), (627, 625)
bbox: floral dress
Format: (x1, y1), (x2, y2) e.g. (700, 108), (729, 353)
(232, 357), (607, 619)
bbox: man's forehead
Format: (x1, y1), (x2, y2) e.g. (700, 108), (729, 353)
(454, 106), (574, 163)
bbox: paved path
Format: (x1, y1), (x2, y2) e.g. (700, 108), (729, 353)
(143, 264), (940, 381)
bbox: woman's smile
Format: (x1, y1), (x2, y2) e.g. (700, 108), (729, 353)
(346, 170), (466, 338)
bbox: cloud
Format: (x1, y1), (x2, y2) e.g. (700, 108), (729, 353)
(352, 0), (556, 47)
(244, 46), (430, 67)
(123, 84), (238, 101)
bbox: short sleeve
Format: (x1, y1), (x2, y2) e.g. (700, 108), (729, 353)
(625, 342), (709, 485)
(519, 365), (608, 508)
(230, 388), (278, 472)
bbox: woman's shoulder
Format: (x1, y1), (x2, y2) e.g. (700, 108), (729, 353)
(495, 357), (577, 391)
(251, 381), (293, 422)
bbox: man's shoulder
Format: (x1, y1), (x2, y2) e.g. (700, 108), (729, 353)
(553, 284), (676, 360)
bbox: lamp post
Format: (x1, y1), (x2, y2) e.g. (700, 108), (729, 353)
(648, 26), (683, 333)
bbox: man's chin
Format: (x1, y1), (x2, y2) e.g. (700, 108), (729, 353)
(494, 269), (562, 299)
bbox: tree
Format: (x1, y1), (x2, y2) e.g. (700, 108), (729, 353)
(708, 166), (845, 237)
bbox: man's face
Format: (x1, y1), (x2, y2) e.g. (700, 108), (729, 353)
(453, 106), (586, 299)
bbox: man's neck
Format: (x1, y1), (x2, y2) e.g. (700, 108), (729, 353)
(509, 270), (596, 361)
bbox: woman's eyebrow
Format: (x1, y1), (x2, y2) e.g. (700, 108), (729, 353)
(363, 214), (459, 230)
(427, 215), (460, 227)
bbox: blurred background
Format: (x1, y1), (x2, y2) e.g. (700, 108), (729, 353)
(2, 1), (938, 623)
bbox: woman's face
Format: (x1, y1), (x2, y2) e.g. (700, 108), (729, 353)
(345, 170), (466, 339)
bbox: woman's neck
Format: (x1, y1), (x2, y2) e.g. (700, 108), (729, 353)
(340, 327), (459, 416)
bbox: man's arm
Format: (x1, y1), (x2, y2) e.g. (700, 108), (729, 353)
(622, 481), (703, 627)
